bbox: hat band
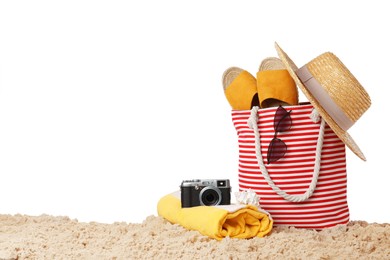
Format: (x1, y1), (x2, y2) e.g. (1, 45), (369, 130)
(296, 65), (354, 131)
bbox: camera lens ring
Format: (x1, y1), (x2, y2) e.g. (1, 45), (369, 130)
(199, 186), (222, 206)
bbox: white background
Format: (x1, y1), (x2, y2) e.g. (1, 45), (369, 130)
(0, 1), (389, 224)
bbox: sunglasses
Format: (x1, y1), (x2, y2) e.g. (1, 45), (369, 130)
(267, 105), (292, 164)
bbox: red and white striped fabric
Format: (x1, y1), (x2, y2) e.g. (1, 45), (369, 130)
(232, 104), (349, 229)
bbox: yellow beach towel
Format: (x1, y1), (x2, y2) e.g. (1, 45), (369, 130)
(157, 191), (273, 240)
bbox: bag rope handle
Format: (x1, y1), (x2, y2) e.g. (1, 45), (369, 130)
(247, 106), (326, 203)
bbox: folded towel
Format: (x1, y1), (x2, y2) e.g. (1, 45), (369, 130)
(157, 191), (273, 240)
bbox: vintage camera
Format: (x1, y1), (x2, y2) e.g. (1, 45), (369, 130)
(180, 179), (231, 208)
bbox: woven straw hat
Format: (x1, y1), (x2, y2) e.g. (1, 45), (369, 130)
(275, 42), (371, 161)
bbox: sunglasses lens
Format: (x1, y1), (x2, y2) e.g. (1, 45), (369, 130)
(267, 138), (287, 164)
(274, 106), (292, 132)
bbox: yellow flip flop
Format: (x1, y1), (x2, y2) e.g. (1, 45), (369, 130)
(222, 67), (259, 110)
(257, 57), (298, 108)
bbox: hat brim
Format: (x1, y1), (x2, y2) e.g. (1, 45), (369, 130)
(274, 42), (366, 161)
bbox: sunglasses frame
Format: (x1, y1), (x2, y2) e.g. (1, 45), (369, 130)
(267, 105), (292, 164)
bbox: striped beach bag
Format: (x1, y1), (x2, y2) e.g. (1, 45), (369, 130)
(232, 103), (349, 229)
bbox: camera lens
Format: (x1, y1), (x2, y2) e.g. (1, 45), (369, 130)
(199, 187), (222, 206)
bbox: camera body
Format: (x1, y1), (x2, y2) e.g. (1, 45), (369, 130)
(180, 179), (231, 208)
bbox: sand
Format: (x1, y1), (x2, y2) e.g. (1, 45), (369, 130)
(0, 214), (389, 259)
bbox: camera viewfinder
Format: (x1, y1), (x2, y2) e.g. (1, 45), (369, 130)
(217, 180), (226, 187)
